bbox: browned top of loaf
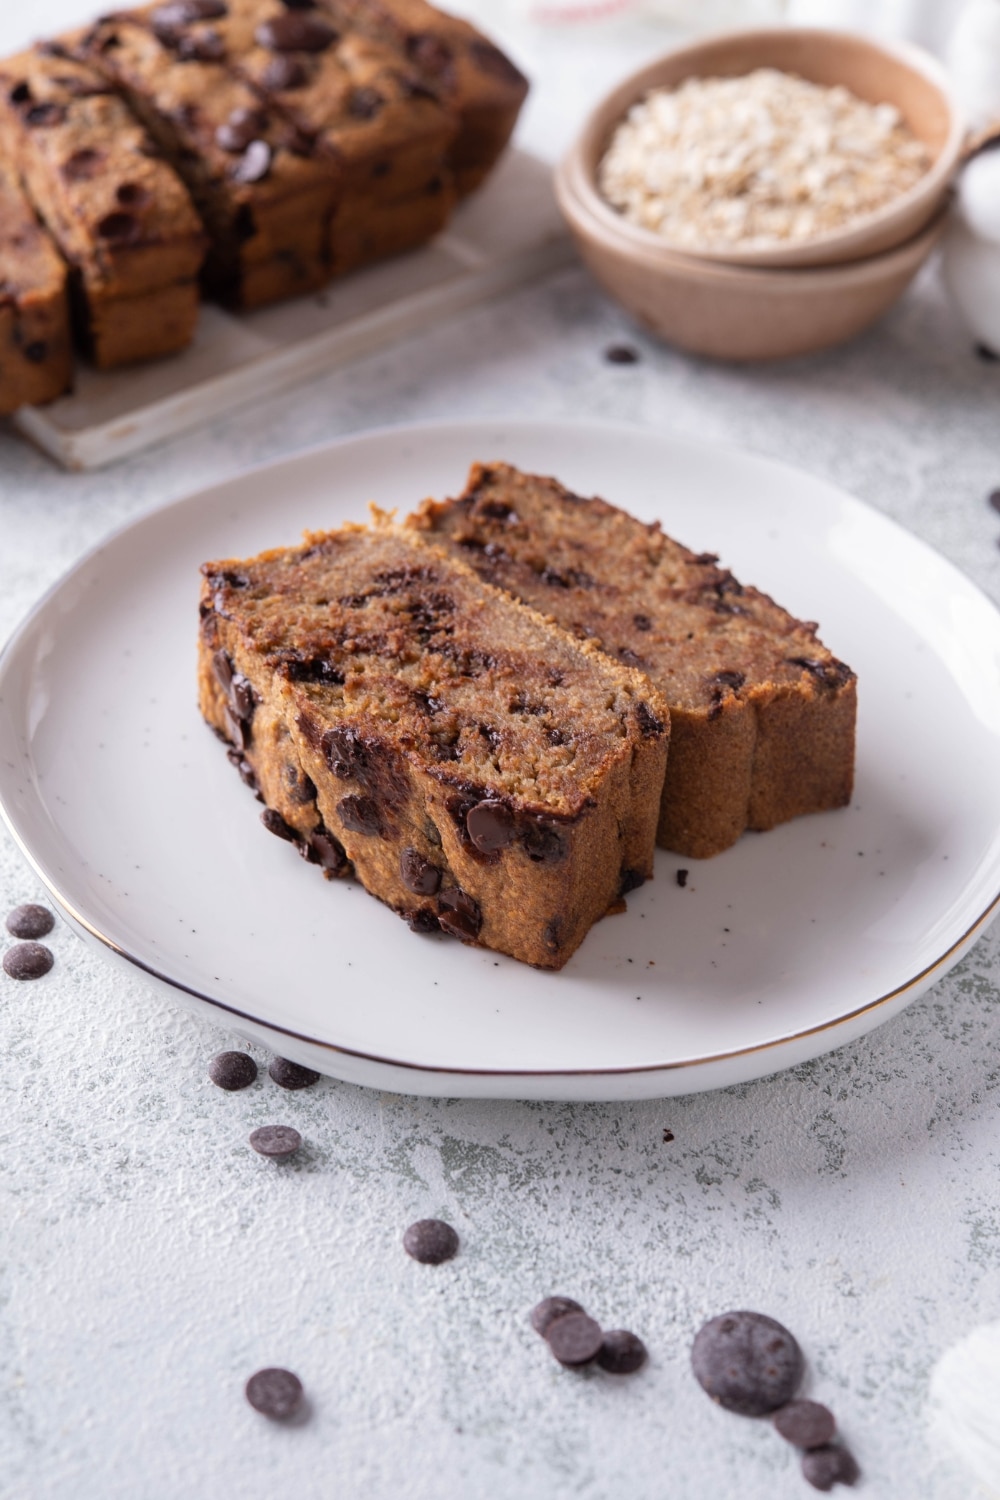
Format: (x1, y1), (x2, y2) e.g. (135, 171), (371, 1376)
(201, 524), (667, 818)
(0, 158), (66, 306)
(410, 463), (855, 718)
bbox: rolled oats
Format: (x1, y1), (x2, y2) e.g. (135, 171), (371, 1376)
(598, 68), (932, 249)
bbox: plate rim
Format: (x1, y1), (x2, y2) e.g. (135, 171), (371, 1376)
(2, 416), (999, 1083)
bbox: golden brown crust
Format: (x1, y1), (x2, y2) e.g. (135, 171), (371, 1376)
(198, 523), (668, 969)
(0, 157), (72, 412)
(410, 462), (857, 859)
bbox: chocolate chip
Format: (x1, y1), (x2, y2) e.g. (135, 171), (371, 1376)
(230, 675), (257, 723)
(268, 1056), (319, 1090)
(466, 800), (514, 854)
(6, 904), (54, 940)
(787, 656), (853, 690)
(676, 868), (688, 888)
(337, 795), (380, 836)
(322, 725), (367, 780)
(546, 1312), (603, 1367)
(256, 13), (336, 51)
(633, 613), (652, 631)
(989, 488), (1000, 514)
(635, 701), (665, 738)
(400, 847), (441, 896)
(151, 0), (227, 26)
(208, 1050), (257, 1090)
(249, 1124), (301, 1158)
(230, 139), (272, 184)
(406, 33), (452, 75)
(801, 1445), (859, 1491)
(23, 342), (48, 363)
(348, 86), (383, 119)
(261, 808), (298, 841)
(261, 54), (308, 90)
(25, 102), (66, 128)
(97, 211), (141, 243)
(233, 203), (257, 241)
(437, 888), (481, 941)
(407, 907), (440, 933)
(543, 917), (561, 955)
(522, 819), (565, 866)
(711, 670), (745, 691)
(3, 943), (54, 980)
(403, 1218), (459, 1264)
(9, 81), (32, 105)
(597, 1330), (648, 1374)
(216, 106), (268, 153)
(227, 747), (259, 793)
(976, 342), (1000, 363)
(691, 1311), (804, 1417)
(62, 147), (103, 180)
(245, 1367), (303, 1419)
(530, 1296), (584, 1336)
(605, 343), (640, 364)
(281, 0), (319, 8)
(304, 830), (348, 873)
(773, 1399), (836, 1450)
(177, 28), (225, 62)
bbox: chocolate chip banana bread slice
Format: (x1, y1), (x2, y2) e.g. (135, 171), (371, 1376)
(411, 463), (856, 860)
(322, 0), (528, 194)
(0, 157), (72, 413)
(79, 9), (340, 308)
(0, 46), (205, 368)
(198, 522), (668, 969)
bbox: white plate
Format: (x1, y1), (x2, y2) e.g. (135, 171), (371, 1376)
(2, 421), (999, 1100)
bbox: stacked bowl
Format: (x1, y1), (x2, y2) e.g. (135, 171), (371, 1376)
(555, 29), (965, 360)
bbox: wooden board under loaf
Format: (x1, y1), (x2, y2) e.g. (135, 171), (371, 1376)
(410, 463), (857, 859)
(198, 522), (668, 969)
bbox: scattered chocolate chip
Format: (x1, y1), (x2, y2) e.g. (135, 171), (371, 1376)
(662, 1128), (674, 1142)
(976, 342), (1000, 363)
(3, 943), (54, 980)
(6, 904), (54, 940)
(261, 54), (308, 90)
(691, 1311), (804, 1417)
(676, 869), (688, 888)
(304, 830), (348, 873)
(989, 488), (1000, 514)
(403, 1218), (459, 1264)
(256, 13), (336, 51)
(597, 1330), (647, 1374)
(25, 102), (66, 128)
(96, 211), (140, 243)
(604, 343), (640, 365)
(337, 794), (381, 836)
(216, 106), (268, 153)
(245, 1367), (303, 1419)
(261, 808), (298, 842)
(774, 1399), (836, 1450)
(208, 1050), (257, 1090)
(530, 1296), (584, 1336)
(437, 888), (482, 941)
(9, 81), (32, 105)
(348, 86), (383, 119)
(230, 139), (272, 184)
(407, 907), (440, 934)
(62, 148), (103, 180)
(801, 1445), (859, 1491)
(23, 341), (48, 364)
(400, 847), (441, 896)
(635, 701), (665, 738)
(466, 800), (514, 854)
(249, 1124), (301, 1158)
(268, 1056), (319, 1090)
(546, 1312), (603, 1367)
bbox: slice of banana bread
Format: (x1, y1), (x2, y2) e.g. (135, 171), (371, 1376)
(0, 46), (205, 368)
(198, 522), (668, 969)
(0, 156), (72, 413)
(410, 463), (857, 860)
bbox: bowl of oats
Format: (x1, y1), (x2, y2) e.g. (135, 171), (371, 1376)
(559, 27), (963, 270)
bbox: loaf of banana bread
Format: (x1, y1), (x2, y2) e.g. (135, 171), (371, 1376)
(198, 521), (668, 969)
(410, 463), (857, 860)
(0, 157), (72, 413)
(0, 46), (205, 367)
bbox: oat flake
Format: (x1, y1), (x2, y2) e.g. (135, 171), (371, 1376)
(598, 68), (932, 250)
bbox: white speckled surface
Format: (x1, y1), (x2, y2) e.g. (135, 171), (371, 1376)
(3, 5), (1000, 1497)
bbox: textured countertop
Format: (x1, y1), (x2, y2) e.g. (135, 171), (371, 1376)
(3, 4), (1000, 1498)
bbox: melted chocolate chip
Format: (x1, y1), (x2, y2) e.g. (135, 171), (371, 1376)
(400, 847), (441, 896)
(437, 888), (481, 941)
(226, 747), (259, 793)
(531, 1297), (584, 1336)
(245, 1367), (303, 1419)
(466, 800), (514, 854)
(323, 725), (368, 780)
(256, 13), (336, 51)
(230, 139), (272, 184)
(177, 28), (226, 61)
(261, 54), (308, 90)
(635, 701), (665, 738)
(25, 102), (66, 128)
(284, 764), (316, 805)
(96, 211), (141, 243)
(212, 648), (234, 693)
(407, 907), (440, 934)
(116, 182), (149, 208)
(303, 829), (348, 873)
(216, 106), (267, 153)
(619, 647), (643, 667)
(260, 808), (298, 842)
(337, 794), (380, 836)
(348, 86), (383, 119)
(522, 819), (566, 866)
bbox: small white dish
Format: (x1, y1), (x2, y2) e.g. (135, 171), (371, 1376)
(1, 420), (998, 1100)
